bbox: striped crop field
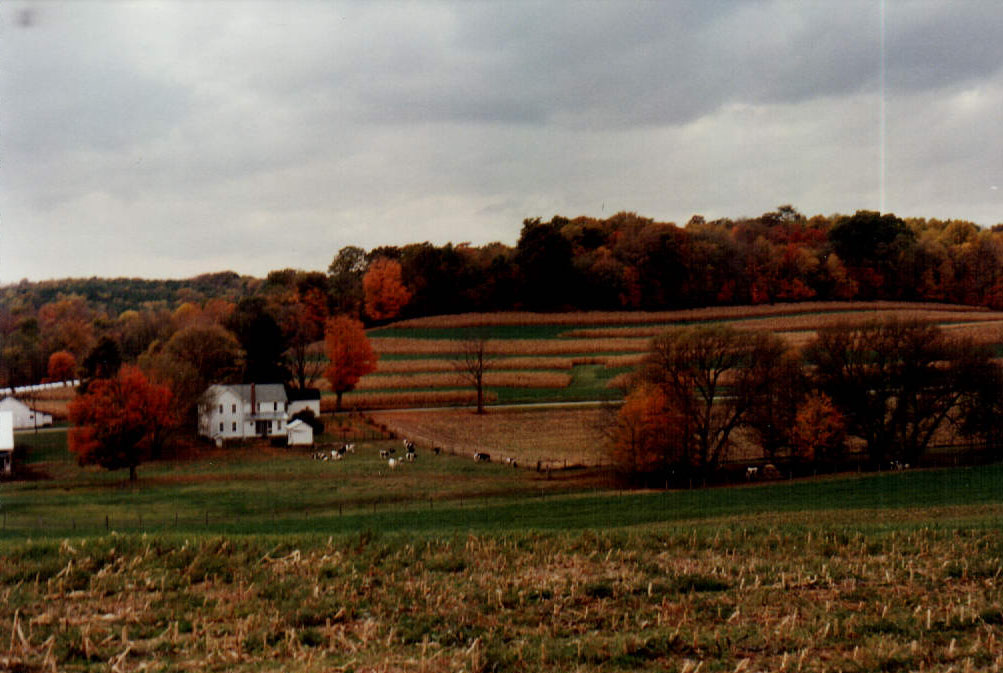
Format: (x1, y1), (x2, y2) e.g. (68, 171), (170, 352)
(385, 301), (986, 329)
(368, 336), (650, 356)
(561, 309), (1003, 339)
(349, 301), (1003, 411)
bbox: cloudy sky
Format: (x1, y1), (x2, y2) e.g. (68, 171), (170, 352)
(1, 1), (1001, 283)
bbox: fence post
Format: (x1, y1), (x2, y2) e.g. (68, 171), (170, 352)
(105, 515), (109, 530)
(205, 511), (208, 527)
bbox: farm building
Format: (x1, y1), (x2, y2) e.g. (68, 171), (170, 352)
(0, 396), (53, 429)
(0, 411), (13, 475)
(287, 387), (321, 417)
(198, 383), (289, 444)
(286, 419), (314, 446)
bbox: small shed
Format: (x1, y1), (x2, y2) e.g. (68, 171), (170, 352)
(287, 419), (314, 447)
(0, 411), (13, 475)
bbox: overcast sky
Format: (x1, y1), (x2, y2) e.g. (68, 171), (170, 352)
(1, 1), (1001, 283)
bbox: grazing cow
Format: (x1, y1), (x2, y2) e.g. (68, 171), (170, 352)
(405, 451), (416, 462)
(388, 457), (399, 469)
(379, 449), (390, 460)
(474, 452), (491, 463)
(343, 443), (355, 454)
(433, 447), (441, 456)
(746, 466), (759, 480)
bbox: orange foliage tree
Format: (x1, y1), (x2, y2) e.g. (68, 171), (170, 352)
(46, 350), (77, 383)
(68, 365), (177, 481)
(324, 315), (377, 410)
(609, 383), (683, 480)
(791, 392), (846, 466)
(363, 258), (412, 321)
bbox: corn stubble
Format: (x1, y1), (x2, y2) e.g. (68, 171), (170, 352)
(3, 525), (1002, 672)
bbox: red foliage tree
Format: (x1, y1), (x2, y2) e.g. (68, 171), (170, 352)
(68, 365), (177, 481)
(324, 315), (377, 411)
(363, 258), (412, 321)
(46, 350), (77, 383)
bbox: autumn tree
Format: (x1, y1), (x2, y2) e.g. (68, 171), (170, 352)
(227, 297), (289, 383)
(363, 258), (412, 322)
(282, 287), (329, 389)
(68, 365), (177, 481)
(608, 383), (686, 483)
(46, 350), (77, 383)
(79, 336), (122, 392)
(791, 392), (846, 466)
(142, 323), (244, 431)
(806, 320), (988, 465)
(328, 246), (367, 317)
(38, 296), (96, 359)
(643, 325), (787, 476)
(324, 315), (377, 411)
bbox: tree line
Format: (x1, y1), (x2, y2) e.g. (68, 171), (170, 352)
(5, 204), (1003, 389)
(608, 319), (1003, 485)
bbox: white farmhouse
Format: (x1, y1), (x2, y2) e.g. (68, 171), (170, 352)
(198, 383), (289, 444)
(0, 411), (13, 475)
(0, 397), (53, 430)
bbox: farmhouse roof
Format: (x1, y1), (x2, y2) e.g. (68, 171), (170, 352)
(207, 383), (288, 404)
(0, 397), (31, 413)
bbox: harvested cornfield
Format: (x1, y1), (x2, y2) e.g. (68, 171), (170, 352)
(370, 337), (649, 356)
(323, 390), (499, 411)
(368, 407), (610, 468)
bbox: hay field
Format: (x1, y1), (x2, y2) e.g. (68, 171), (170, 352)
(368, 407), (610, 468)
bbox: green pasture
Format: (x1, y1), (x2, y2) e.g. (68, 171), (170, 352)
(5, 429), (1003, 542)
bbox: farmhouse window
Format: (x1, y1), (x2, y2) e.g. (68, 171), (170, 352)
(219, 422), (223, 432)
(219, 404), (223, 413)
(273, 401), (278, 411)
(232, 404), (236, 413)
(232, 422), (237, 431)
(277, 420), (282, 430)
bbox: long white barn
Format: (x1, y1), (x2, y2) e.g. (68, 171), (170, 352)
(0, 397), (53, 430)
(198, 383), (289, 444)
(0, 411), (13, 475)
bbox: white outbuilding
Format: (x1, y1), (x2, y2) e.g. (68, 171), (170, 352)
(0, 397), (52, 430)
(286, 419), (314, 447)
(0, 411), (13, 475)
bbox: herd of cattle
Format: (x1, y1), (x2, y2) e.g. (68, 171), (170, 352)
(310, 439), (521, 470)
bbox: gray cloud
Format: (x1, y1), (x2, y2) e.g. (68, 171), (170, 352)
(1, 0), (1002, 283)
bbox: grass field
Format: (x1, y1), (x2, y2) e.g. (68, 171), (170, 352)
(3, 430), (1003, 671)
